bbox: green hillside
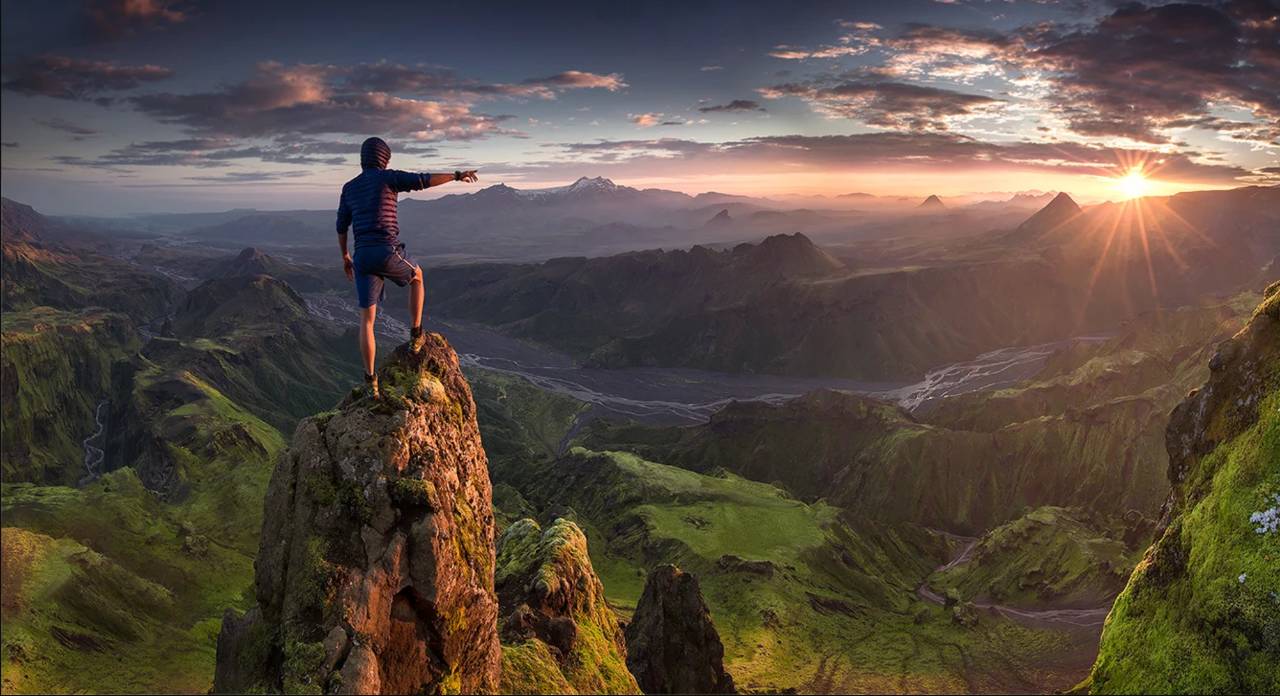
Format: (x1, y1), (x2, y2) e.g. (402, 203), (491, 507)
(1086, 285), (1280, 694)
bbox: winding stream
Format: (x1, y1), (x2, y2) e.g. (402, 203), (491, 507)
(81, 399), (108, 484)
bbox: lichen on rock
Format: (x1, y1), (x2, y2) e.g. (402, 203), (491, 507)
(213, 333), (501, 694)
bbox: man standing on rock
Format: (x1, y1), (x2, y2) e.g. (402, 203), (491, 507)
(336, 136), (477, 398)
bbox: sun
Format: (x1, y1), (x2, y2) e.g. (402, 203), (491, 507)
(1115, 168), (1151, 199)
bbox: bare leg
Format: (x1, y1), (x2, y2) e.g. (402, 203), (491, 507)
(360, 304), (377, 375)
(408, 265), (425, 330)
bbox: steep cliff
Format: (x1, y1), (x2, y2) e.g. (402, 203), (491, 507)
(213, 335), (501, 694)
(625, 564), (734, 694)
(1087, 283), (1279, 693)
(495, 518), (639, 694)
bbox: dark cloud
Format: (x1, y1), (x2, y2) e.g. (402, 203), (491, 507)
(128, 61), (621, 141)
(877, 3), (1280, 143)
(87, 0), (188, 38)
(54, 134), (444, 171)
(54, 137), (352, 169)
(760, 78), (999, 131)
(35, 117), (98, 138)
(1017, 1), (1280, 143)
(183, 170), (309, 183)
(2, 54), (173, 100)
(698, 99), (765, 113)
(2, 142), (18, 148)
(341, 64), (624, 100)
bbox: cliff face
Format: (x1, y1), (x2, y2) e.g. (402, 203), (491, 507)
(495, 518), (639, 694)
(1087, 282), (1279, 693)
(213, 335), (501, 694)
(625, 564), (735, 694)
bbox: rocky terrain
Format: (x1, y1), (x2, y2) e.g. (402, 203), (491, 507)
(625, 564), (735, 694)
(214, 336), (501, 694)
(496, 518), (638, 694)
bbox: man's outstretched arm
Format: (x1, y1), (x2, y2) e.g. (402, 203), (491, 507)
(426, 170), (479, 186)
(391, 170), (479, 192)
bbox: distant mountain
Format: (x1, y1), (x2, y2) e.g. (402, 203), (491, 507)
(430, 186), (1280, 380)
(704, 209), (732, 227)
(184, 212), (326, 248)
(918, 194), (945, 209)
(1011, 192), (1083, 239)
(1, 198), (178, 317)
(206, 246), (339, 292)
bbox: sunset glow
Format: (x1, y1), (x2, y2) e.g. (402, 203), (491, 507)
(1115, 169), (1152, 200)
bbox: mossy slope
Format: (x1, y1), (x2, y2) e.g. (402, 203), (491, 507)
(1087, 285), (1280, 694)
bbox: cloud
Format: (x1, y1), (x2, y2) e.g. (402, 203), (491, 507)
(344, 64), (625, 100)
(53, 134), (445, 172)
(35, 117), (99, 138)
(629, 112), (664, 127)
(760, 78), (999, 131)
(127, 61), (623, 141)
(872, 4), (1280, 144)
(698, 99), (765, 113)
(1013, 2), (1280, 143)
(2, 142), (18, 148)
(769, 17), (881, 60)
(183, 170), (310, 183)
(534, 132), (1251, 185)
(2, 54), (173, 100)
(525, 70), (626, 92)
(87, 0), (188, 37)
(700, 65), (724, 72)
(769, 44), (867, 60)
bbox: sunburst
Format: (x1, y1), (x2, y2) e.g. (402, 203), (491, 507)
(1115, 167), (1151, 200)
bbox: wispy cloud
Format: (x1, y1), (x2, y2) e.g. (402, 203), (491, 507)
(2, 54), (173, 101)
(698, 99), (765, 114)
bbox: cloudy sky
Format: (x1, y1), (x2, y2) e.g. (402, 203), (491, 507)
(1, 0), (1276, 214)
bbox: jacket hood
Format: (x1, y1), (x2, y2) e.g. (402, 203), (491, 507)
(360, 137), (391, 170)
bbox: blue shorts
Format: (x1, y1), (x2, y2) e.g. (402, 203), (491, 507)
(353, 243), (418, 308)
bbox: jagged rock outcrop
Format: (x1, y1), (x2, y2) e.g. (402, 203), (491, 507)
(1087, 282), (1279, 694)
(213, 334), (501, 694)
(625, 564), (735, 694)
(495, 518), (639, 694)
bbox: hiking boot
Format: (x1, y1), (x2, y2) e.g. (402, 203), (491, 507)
(409, 325), (426, 353)
(363, 372), (380, 400)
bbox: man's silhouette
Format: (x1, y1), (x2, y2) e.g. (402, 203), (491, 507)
(336, 136), (477, 397)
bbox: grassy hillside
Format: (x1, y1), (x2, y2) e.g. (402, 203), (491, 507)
(1085, 286), (1280, 694)
(930, 507), (1140, 610)
(0, 217), (359, 692)
(0, 369), (284, 693)
(498, 447), (1098, 693)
